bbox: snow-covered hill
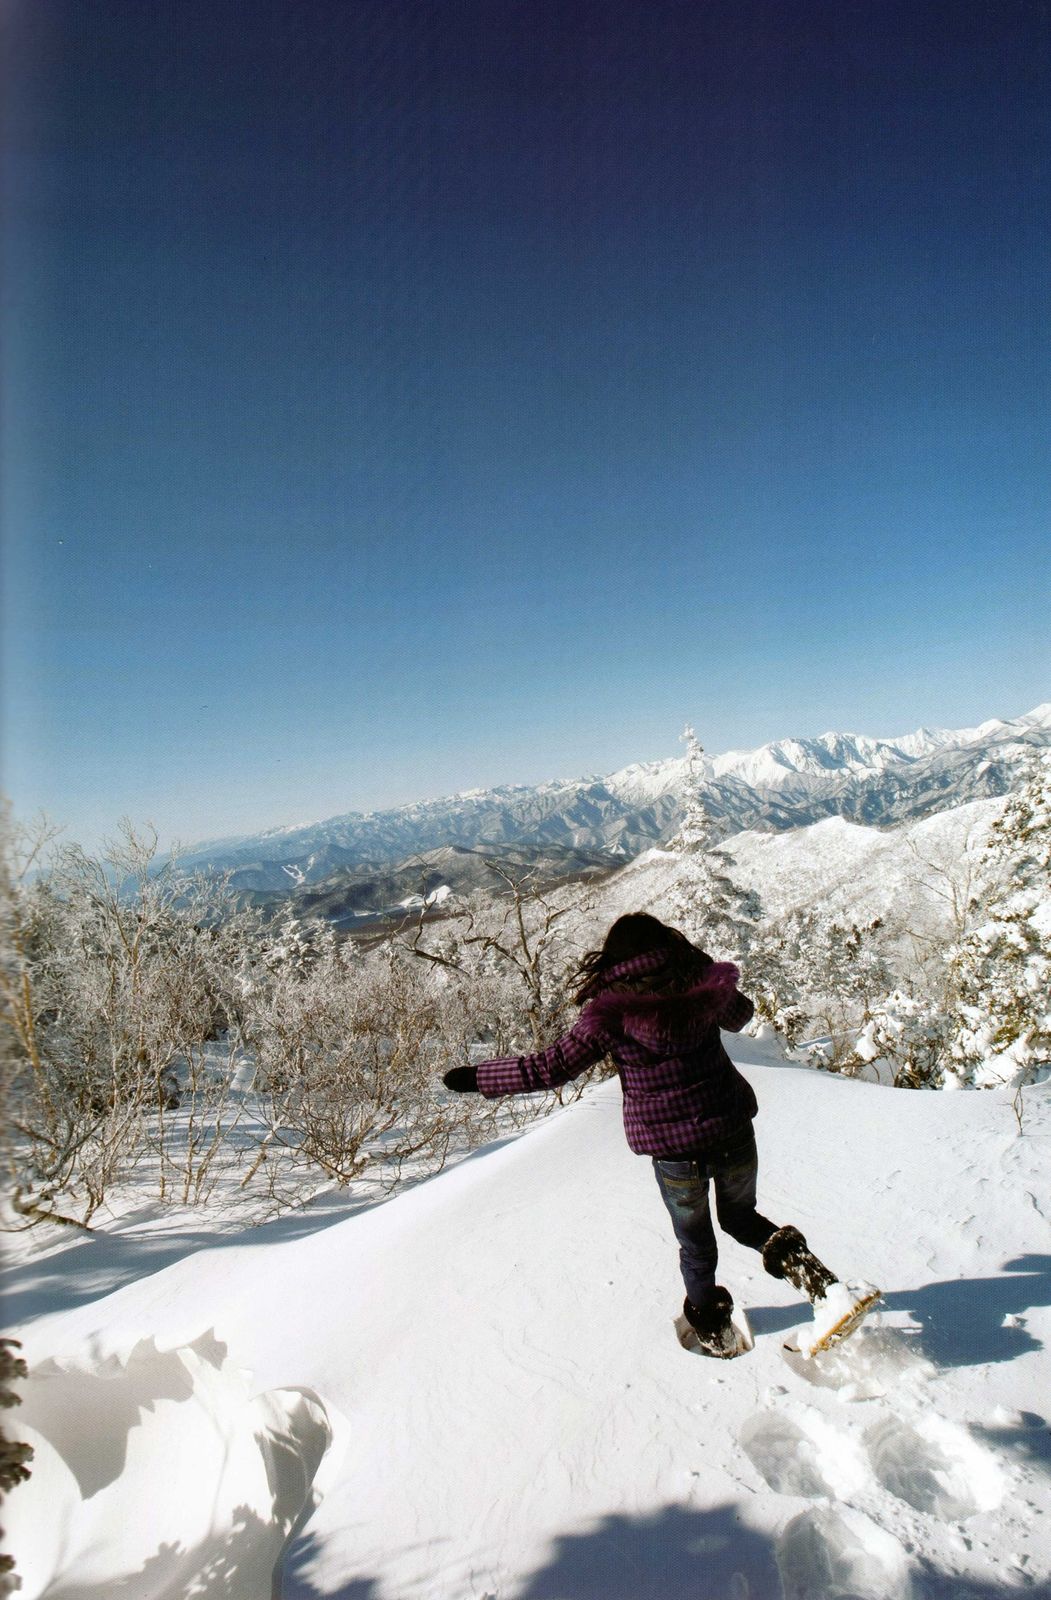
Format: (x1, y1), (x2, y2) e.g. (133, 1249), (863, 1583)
(174, 704), (1050, 893)
(575, 797), (1005, 961)
(5, 1054), (1050, 1599)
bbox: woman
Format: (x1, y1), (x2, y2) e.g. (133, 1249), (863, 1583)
(443, 912), (843, 1358)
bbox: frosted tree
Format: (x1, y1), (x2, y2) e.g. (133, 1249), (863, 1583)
(850, 989), (951, 1088)
(749, 907), (891, 1068)
(399, 862), (592, 1052)
(666, 727), (761, 959)
(944, 752), (1051, 1089)
(0, 815), (265, 1225)
(744, 914), (812, 1050)
(254, 911), (319, 981)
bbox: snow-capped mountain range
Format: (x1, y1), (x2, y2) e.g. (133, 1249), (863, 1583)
(179, 704), (1050, 894)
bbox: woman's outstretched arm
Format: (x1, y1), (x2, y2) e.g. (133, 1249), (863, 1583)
(467, 1010), (613, 1097)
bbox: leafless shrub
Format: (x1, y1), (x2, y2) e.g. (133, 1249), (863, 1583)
(241, 935), (447, 1186)
(397, 860), (600, 1102)
(0, 813), (258, 1226)
(0, 809), (610, 1227)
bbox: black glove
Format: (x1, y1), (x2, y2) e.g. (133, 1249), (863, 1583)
(442, 1066), (480, 1093)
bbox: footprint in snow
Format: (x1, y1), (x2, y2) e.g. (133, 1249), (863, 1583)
(740, 1410), (867, 1501)
(775, 1504), (914, 1600)
(864, 1414), (1005, 1519)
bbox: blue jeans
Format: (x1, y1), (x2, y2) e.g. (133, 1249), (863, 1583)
(652, 1133), (778, 1307)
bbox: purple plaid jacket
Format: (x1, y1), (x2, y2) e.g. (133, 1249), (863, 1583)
(476, 950), (758, 1157)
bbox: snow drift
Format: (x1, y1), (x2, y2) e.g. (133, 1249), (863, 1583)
(3, 1333), (337, 1600)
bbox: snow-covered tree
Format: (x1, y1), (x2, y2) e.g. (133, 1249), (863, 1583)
(396, 855), (597, 1052)
(0, 815), (266, 1224)
(667, 727), (761, 958)
(847, 756), (1051, 1091)
(943, 753), (1051, 1089)
(749, 907), (892, 1068)
(850, 989), (951, 1088)
(0, 1337), (32, 1596)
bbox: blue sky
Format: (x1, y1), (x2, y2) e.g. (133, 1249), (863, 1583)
(3, 0), (1049, 850)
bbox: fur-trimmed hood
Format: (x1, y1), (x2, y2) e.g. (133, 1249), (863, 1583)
(584, 960), (741, 1052)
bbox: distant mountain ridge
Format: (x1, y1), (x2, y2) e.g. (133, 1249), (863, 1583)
(178, 703), (1050, 895)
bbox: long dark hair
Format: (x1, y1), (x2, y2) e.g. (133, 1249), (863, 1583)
(571, 913), (707, 1004)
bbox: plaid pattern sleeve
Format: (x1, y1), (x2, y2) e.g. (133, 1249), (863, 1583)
(718, 988), (755, 1032)
(475, 1013), (612, 1098)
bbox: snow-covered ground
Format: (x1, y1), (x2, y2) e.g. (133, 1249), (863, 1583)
(4, 1040), (1050, 1599)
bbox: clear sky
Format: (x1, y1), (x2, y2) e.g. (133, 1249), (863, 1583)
(3, 0), (1049, 850)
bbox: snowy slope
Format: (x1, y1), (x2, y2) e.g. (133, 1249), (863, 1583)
(720, 798), (1001, 933)
(566, 796), (1005, 964)
(5, 1056), (1051, 1600)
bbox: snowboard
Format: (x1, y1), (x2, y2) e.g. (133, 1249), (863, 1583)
(674, 1305), (755, 1359)
(784, 1281), (882, 1360)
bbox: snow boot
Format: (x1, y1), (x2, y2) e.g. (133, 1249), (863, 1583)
(683, 1287), (740, 1358)
(762, 1225), (838, 1303)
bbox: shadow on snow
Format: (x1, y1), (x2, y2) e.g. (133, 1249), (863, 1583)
(282, 1497), (1049, 1600)
(881, 1252), (1051, 1368)
(748, 1253), (1051, 1370)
